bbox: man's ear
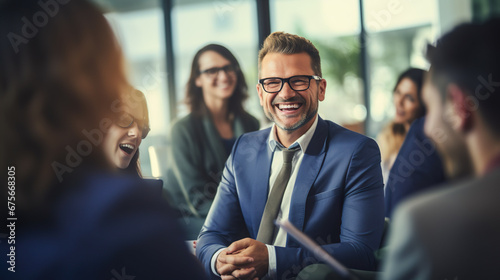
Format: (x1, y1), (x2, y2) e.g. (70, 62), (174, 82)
(318, 79), (326, 101)
(257, 83), (264, 106)
(446, 83), (473, 132)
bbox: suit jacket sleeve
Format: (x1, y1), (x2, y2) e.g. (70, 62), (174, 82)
(196, 136), (250, 279)
(274, 137), (385, 276)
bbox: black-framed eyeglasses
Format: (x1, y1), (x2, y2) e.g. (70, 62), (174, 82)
(258, 75), (322, 93)
(199, 64), (237, 77)
(115, 113), (150, 139)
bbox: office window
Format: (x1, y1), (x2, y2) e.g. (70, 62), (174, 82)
(271, 0), (365, 133)
(362, 0), (438, 136)
(171, 0), (261, 121)
(90, 0), (445, 177)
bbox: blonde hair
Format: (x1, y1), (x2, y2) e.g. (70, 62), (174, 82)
(258, 31), (322, 78)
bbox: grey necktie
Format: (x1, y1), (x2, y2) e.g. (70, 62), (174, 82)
(257, 148), (299, 244)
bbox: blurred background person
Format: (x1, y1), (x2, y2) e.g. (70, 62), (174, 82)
(103, 88), (150, 177)
(377, 68), (426, 182)
(384, 117), (446, 218)
(165, 44), (259, 239)
(102, 88), (163, 194)
(381, 18), (500, 279)
(0, 1), (205, 279)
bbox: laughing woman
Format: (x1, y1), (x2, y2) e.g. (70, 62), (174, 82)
(165, 44), (259, 239)
(102, 89), (150, 177)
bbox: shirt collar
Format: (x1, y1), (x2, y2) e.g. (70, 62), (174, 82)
(267, 115), (319, 152)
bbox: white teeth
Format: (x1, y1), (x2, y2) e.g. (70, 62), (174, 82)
(120, 144), (135, 150)
(278, 104), (300, 109)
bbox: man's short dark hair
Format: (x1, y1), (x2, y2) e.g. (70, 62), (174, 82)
(426, 18), (500, 136)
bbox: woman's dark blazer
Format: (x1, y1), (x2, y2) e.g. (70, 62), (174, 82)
(165, 112), (259, 238)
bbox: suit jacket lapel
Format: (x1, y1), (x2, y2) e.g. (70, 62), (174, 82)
(250, 128), (274, 238)
(288, 117), (328, 239)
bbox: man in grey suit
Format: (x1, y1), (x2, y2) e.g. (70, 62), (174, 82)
(381, 18), (500, 279)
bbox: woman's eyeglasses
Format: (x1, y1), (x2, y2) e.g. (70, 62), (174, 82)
(115, 113), (150, 139)
(199, 64), (237, 78)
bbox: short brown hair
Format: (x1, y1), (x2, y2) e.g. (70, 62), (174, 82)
(258, 31), (322, 78)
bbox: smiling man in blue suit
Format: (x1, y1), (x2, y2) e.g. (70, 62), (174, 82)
(196, 31), (384, 280)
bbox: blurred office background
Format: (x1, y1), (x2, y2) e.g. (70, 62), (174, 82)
(91, 0), (500, 179)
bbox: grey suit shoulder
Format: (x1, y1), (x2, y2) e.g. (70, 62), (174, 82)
(382, 168), (500, 280)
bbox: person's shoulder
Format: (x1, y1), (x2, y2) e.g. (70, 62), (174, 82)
(238, 111), (258, 122)
(394, 181), (452, 219)
(239, 125), (270, 139)
(57, 171), (180, 244)
(171, 113), (197, 130)
(406, 117), (426, 139)
(236, 111), (260, 132)
(322, 119), (376, 146)
(323, 119), (363, 137)
(169, 113), (204, 140)
(231, 126), (270, 153)
(391, 171), (500, 277)
(410, 117), (425, 130)
(393, 174), (493, 228)
(62, 171), (173, 218)
(42, 171), (200, 279)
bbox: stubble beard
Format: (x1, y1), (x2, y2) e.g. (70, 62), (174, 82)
(265, 106), (318, 132)
(265, 88), (320, 132)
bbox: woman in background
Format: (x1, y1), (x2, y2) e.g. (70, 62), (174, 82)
(166, 44), (259, 239)
(103, 88), (150, 177)
(0, 1), (205, 279)
(377, 68), (426, 182)
(102, 89), (163, 193)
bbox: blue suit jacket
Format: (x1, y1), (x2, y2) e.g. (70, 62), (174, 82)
(197, 117), (384, 279)
(384, 117), (446, 218)
(0, 169), (206, 280)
